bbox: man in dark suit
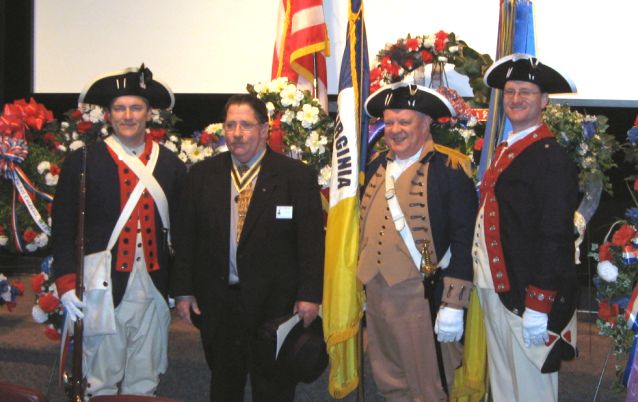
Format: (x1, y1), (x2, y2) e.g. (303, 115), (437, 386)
(474, 54), (579, 401)
(171, 94), (324, 402)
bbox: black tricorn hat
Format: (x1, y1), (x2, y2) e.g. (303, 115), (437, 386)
(78, 64), (175, 109)
(276, 317), (329, 384)
(484, 53), (576, 94)
(364, 82), (456, 119)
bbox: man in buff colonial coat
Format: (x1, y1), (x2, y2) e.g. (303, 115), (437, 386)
(359, 82), (477, 401)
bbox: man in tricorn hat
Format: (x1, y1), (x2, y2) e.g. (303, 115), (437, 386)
(474, 53), (579, 401)
(52, 64), (186, 398)
(359, 82), (477, 401)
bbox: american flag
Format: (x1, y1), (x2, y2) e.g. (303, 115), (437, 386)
(272, 0), (330, 111)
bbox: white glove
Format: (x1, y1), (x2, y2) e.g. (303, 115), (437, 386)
(434, 306), (464, 343)
(61, 290), (85, 322)
(522, 307), (549, 347)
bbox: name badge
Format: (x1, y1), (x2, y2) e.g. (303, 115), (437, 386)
(276, 206), (293, 219)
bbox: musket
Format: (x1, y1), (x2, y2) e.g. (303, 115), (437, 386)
(65, 145), (87, 402)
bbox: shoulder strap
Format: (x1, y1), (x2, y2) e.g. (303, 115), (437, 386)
(104, 136), (171, 245)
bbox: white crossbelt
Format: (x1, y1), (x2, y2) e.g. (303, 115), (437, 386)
(384, 162), (451, 273)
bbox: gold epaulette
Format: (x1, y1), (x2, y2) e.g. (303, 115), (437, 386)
(433, 144), (473, 178)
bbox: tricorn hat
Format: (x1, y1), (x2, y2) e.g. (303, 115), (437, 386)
(78, 63), (175, 109)
(484, 53), (576, 94)
(364, 82), (456, 119)
(276, 317), (328, 384)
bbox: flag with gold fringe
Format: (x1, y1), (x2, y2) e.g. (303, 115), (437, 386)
(322, 0), (368, 398)
(272, 0), (330, 110)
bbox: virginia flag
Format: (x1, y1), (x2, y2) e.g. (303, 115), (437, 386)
(272, 0), (330, 110)
(322, 0), (368, 398)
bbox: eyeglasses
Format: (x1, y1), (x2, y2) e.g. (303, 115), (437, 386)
(503, 89), (541, 99)
(223, 121), (259, 132)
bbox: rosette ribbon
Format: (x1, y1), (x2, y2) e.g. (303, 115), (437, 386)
(574, 172), (604, 263)
(0, 136), (53, 252)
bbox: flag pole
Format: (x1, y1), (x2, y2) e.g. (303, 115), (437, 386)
(313, 52), (320, 99)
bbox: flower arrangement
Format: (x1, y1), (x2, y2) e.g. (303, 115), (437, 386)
(0, 273), (24, 311)
(163, 123), (226, 165)
(247, 77), (333, 185)
(541, 104), (618, 194)
(369, 31), (492, 107)
(0, 98), (61, 254)
(369, 32), (492, 162)
(30, 256), (65, 340)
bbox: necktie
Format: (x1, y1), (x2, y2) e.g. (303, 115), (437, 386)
(236, 165), (252, 243)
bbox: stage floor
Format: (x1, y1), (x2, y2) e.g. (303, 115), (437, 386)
(0, 274), (627, 401)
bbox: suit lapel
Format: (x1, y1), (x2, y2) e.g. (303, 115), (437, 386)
(238, 150), (277, 245)
(214, 154), (232, 257)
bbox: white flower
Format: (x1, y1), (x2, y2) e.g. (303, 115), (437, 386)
(32, 305), (49, 324)
(296, 104), (320, 129)
(37, 161), (51, 174)
(266, 102), (275, 117)
(188, 146), (206, 163)
(318, 165), (332, 188)
(162, 141), (178, 153)
(25, 242), (38, 252)
(267, 77), (289, 93)
(69, 140), (85, 151)
(101, 127), (109, 136)
(467, 116), (478, 128)
(34, 233), (48, 248)
(280, 84), (304, 107)
(203, 147), (214, 158)
(253, 83), (264, 94)
(438, 56), (448, 63)
(180, 139), (197, 156)
(449, 45), (459, 53)
(577, 142), (589, 156)
(280, 110), (295, 125)
(150, 110), (162, 124)
(169, 135), (179, 143)
(458, 129), (475, 142)
(82, 105), (105, 123)
(422, 35), (435, 48)
(216, 144), (228, 153)
(0, 235), (8, 247)
(61, 122), (70, 129)
(57, 145), (68, 152)
(178, 153), (189, 163)
(45, 172), (59, 186)
(72, 132), (79, 140)
(204, 123), (223, 134)
(597, 260), (619, 282)
(305, 131), (328, 154)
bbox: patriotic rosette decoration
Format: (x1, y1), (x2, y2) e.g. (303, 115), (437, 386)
(368, 31), (493, 164)
(30, 256), (65, 340)
(0, 98), (60, 254)
(0, 273), (24, 311)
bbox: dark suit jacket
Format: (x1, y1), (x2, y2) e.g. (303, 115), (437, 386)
(171, 148), (324, 333)
(52, 140), (187, 306)
(495, 136), (579, 372)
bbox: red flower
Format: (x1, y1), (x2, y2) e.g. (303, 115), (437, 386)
(598, 242), (612, 261)
(370, 68), (383, 82)
(473, 137), (484, 152)
(23, 229), (37, 243)
(38, 293), (60, 313)
(148, 128), (166, 142)
(46, 202), (53, 217)
(405, 37), (419, 51)
(598, 299), (620, 324)
(11, 280), (25, 296)
(200, 132), (214, 146)
(43, 132), (56, 142)
(403, 58), (414, 70)
(437, 117), (451, 124)
(44, 326), (61, 341)
(612, 224), (635, 246)
(0, 224), (5, 235)
(31, 273), (46, 292)
(49, 163), (60, 176)
(381, 55), (393, 67)
(420, 50), (433, 64)
(76, 121), (93, 134)
(385, 61), (400, 76)
(435, 30), (449, 41)
(633, 178), (638, 192)
(70, 109), (82, 121)
(370, 81), (382, 94)
(634, 115), (638, 127)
